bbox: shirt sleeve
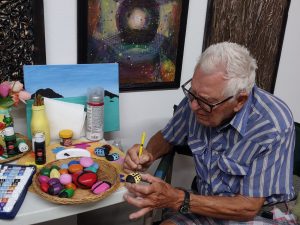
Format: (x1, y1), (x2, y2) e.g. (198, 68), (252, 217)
(161, 98), (190, 145)
(240, 124), (295, 204)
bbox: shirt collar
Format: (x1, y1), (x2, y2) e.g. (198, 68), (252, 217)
(217, 86), (255, 136)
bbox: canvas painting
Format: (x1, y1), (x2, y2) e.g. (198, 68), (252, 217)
(23, 63), (119, 137)
(78, 0), (189, 91)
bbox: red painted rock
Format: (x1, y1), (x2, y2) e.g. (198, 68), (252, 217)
(74, 171), (97, 189)
(40, 182), (49, 193)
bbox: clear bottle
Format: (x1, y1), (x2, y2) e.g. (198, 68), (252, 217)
(31, 105), (50, 146)
(86, 87), (104, 141)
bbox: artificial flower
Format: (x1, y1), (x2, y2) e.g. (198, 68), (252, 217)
(0, 80), (31, 109)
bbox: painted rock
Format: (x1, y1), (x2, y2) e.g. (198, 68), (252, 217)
(126, 172), (142, 184)
(80, 157), (94, 168)
(60, 163), (69, 169)
(91, 162), (99, 169)
(40, 182), (49, 193)
(68, 160), (80, 167)
(105, 153), (119, 161)
(91, 181), (111, 195)
(38, 175), (50, 184)
(59, 169), (69, 175)
(51, 165), (60, 170)
(59, 188), (75, 198)
(84, 166), (98, 173)
(68, 164), (83, 174)
(40, 167), (51, 177)
(73, 171), (97, 189)
(48, 183), (64, 195)
(48, 178), (60, 186)
(94, 145), (111, 157)
(59, 173), (72, 185)
(72, 172), (82, 187)
(50, 168), (61, 179)
(65, 182), (77, 190)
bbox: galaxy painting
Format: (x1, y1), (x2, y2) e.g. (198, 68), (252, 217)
(78, 0), (189, 91)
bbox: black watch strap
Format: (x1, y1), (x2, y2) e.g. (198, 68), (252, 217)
(178, 189), (190, 214)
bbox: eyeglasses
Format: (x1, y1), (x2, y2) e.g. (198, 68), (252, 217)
(181, 78), (234, 113)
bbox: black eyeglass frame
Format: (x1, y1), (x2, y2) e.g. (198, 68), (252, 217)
(181, 78), (234, 113)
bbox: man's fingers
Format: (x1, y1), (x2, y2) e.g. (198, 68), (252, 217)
(129, 207), (152, 220)
(141, 173), (164, 183)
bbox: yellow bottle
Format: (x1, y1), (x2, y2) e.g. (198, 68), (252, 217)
(31, 105), (50, 146)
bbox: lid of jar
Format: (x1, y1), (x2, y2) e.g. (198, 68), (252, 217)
(59, 129), (73, 138)
(4, 127), (15, 136)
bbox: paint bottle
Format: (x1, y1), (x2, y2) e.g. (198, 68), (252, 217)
(34, 132), (46, 165)
(4, 127), (18, 156)
(86, 87), (104, 141)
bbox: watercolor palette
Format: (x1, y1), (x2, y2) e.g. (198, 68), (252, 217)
(0, 164), (36, 219)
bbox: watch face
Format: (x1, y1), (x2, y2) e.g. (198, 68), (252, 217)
(180, 205), (189, 214)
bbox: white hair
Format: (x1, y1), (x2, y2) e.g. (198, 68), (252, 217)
(196, 42), (257, 97)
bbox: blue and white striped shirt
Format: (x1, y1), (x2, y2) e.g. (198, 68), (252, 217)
(161, 85), (295, 204)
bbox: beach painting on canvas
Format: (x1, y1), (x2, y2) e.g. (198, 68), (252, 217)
(23, 63), (119, 138)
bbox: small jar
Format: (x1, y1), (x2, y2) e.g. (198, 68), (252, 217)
(59, 129), (73, 147)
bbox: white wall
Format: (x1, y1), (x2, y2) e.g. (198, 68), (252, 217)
(274, 0), (300, 123)
(42, 0), (208, 150)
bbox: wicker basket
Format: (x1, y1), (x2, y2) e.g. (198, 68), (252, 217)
(0, 133), (31, 163)
(32, 157), (120, 204)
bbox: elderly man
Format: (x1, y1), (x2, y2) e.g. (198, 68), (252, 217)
(123, 42), (295, 224)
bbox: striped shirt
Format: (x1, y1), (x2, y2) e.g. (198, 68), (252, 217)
(161, 85), (295, 204)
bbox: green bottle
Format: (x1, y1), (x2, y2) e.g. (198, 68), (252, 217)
(4, 127), (18, 156)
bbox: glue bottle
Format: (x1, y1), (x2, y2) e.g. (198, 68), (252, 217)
(86, 87), (104, 141)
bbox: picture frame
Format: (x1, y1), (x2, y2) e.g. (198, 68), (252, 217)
(0, 0), (46, 82)
(77, 0), (189, 92)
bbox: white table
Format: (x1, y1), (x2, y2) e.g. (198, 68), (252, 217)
(4, 186), (127, 225)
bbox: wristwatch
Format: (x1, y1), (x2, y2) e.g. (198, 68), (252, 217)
(178, 189), (190, 214)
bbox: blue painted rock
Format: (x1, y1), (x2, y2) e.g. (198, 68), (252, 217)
(105, 153), (119, 161)
(94, 146), (110, 157)
(68, 160), (80, 167)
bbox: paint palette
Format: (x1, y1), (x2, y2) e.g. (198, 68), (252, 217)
(0, 164), (36, 219)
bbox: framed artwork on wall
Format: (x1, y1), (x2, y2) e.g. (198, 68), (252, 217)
(78, 0), (189, 92)
(0, 0), (46, 82)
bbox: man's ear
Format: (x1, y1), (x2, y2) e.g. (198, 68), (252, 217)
(233, 92), (248, 112)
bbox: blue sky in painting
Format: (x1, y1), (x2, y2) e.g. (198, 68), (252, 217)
(23, 64), (119, 97)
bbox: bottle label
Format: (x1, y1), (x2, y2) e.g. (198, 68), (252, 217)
(86, 103), (104, 141)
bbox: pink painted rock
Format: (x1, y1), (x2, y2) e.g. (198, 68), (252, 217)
(80, 157), (94, 168)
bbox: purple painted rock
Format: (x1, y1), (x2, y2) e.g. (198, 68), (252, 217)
(48, 183), (64, 195)
(75, 171), (97, 189)
(48, 178), (60, 186)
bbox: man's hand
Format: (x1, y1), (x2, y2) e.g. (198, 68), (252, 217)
(123, 144), (154, 173)
(123, 173), (183, 220)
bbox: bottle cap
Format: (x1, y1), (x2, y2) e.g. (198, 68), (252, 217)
(87, 87), (104, 103)
(18, 142), (29, 152)
(4, 127), (15, 136)
(59, 129), (73, 139)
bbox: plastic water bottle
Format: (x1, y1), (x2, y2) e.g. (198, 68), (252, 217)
(86, 87), (104, 141)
